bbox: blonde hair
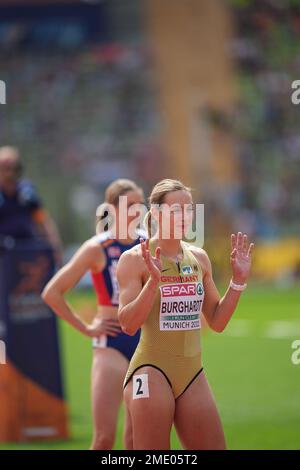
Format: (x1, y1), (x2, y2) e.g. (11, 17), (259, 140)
(96, 179), (143, 233)
(144, 179), (191, 237)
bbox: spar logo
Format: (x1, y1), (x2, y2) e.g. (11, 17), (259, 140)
(161, 283), (196, 297)
(161, 283), (204, 297)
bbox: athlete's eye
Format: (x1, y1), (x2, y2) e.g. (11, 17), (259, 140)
(169, 205), (194, 215)
(170, 208), (183, 215)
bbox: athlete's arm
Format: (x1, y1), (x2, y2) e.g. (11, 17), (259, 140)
(117, 239), (161, 336)
(193, 232), (254, 332)
(42, 239), (120, 337)
(25, 181), (63, 266)
(34, 210), (64, 267)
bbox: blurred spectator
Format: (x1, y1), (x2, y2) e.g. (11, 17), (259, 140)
(0, 146), (63, 265)
(227, 0), (300, 238)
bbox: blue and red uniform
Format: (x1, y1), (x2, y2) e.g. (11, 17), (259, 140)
(90, 229), (146, 361)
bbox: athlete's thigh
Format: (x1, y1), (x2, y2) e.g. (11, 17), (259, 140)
(124, 366), (175, 450)
(91, 347), (128, 433)
(174, 371), (226, 450)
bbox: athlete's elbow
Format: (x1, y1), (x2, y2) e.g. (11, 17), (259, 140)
(211, 321), (226, 333)
(206, 316), (226, 333)
(120, 320), (137, 336)
(41, 284), (52, 304)
(205, 308), (227, 333)
(41, 283), (58, 306)
(121, 325), (137, 336)
(118, 309), (137, 336)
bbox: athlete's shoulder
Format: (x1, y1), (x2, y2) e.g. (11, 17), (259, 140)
(122, 241), (143, 258)
(117, 241), (143, 270)
(117, 244), (144, 284)
(81, 236), (106, 271)
(64, 238), (104, 273)
(81, 236), (105, 256)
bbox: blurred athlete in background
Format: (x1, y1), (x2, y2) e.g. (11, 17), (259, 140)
(42, 179), (146, 450)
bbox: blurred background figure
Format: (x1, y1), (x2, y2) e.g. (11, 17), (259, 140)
(0, 144), (67, 444)
(42, 179), (146, 451)
(0, 145), (63, 265)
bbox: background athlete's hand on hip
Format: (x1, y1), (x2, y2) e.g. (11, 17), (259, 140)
(230, 232), (254, 284)
(140, 238), (162, 285)
(85, 316), (122, 338)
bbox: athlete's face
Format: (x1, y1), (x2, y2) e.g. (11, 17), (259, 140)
(154, 190), (194, 239)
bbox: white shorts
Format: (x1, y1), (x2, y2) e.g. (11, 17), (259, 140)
(92, 335), (108, 349)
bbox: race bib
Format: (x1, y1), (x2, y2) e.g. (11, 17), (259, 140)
(133, 374), (149, 399)
(159, 282), (204, 331)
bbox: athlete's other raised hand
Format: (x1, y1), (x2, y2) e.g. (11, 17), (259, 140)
(230, 232), (254, 284)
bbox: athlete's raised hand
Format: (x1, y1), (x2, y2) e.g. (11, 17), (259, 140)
(140, 238), (162, 284)
(230, 232), (254, 284)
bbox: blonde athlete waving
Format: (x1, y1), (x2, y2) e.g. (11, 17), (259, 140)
(117, 179), (254, 450)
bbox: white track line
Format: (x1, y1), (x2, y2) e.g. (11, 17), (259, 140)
(219, 320), (300, 339)
(222, 319), (253, 337)
(264, 321), (300, 339)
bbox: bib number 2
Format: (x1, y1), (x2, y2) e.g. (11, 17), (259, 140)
(133, 374), (149, 399)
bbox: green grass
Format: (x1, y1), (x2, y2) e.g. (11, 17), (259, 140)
(1, 284), (300, 450)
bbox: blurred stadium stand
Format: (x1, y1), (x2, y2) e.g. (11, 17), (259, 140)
(0, 0), (163, 246)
